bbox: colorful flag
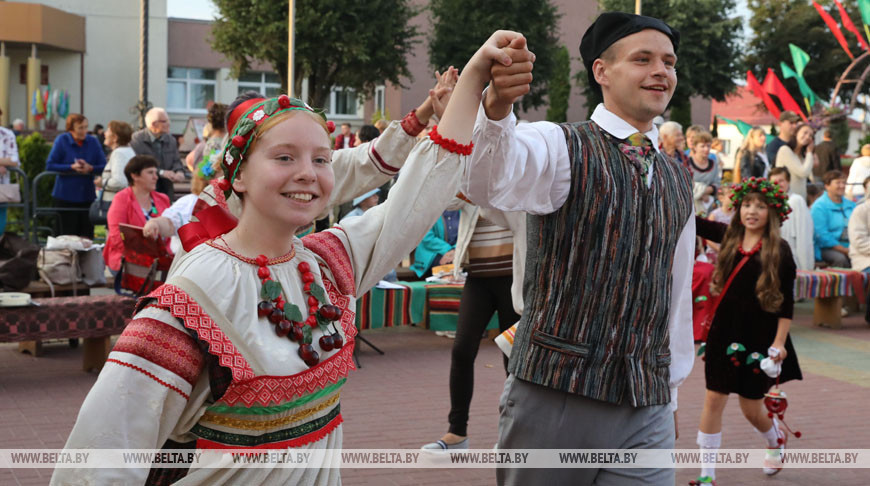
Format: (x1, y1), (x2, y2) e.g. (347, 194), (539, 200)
(834, 0), (870, 51)
(746, 71), (782, 120)
(814, 1), (855, 59)
(859, 0), (870, 46)
(763, 68), (807, 121)
(717, 116), (754, 137)
(780, 62), (818, 108)
(789, 44), (811, 77)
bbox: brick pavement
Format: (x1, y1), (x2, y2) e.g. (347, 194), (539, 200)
(1, 301), (868, 485)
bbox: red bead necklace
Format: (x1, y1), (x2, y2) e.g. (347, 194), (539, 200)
(737, 239), (762, 256)
(255, 256), (343, 367)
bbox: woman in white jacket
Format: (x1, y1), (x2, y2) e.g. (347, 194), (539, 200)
(775, 123), (816, 199)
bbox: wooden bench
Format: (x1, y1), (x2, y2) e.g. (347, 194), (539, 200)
(0, 294), (136, 371)
(795, 269), (868, 329)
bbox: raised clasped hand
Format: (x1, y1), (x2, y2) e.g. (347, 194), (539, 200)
(429, 66), (459, 120)
(481, 32), (535, 119)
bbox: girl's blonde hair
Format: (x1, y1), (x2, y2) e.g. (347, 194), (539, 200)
(710, 192), (784, 313)
(733, 126), (765, 183)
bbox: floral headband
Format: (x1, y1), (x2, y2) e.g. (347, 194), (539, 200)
(218, 94), (335, 196)
(730, 177), (792, 223)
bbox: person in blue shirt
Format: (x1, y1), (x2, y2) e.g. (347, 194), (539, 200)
(411, 209), (460, 277)
(45, 113), (107, 237)
(811, 170), (856, 267)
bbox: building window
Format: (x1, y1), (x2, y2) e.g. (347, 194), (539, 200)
(328, 87), (360, 118)
(167, 67), (216, 112)
(374, 85), (386, 114)
(238, 71), (282, 98)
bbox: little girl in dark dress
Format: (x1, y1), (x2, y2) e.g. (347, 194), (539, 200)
(691, 178), (802, 486)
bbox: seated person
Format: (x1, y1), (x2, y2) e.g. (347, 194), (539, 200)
(142, 156), (220, 253)
(341, 188), (380, 221)
(411, 209), (460, 277)
(848, 176), (870, 273)
(103, 155), (172, 274)
(811, 170), (855, 268)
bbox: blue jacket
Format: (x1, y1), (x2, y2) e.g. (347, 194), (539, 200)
(45, 133), (107, 203)
(411, 216), (454, 277)
(811, 191), (856, 260)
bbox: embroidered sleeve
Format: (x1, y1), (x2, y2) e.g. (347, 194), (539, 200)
(331, 139), (465, 295)
(51, 307), (201, 485)
(302, 231), (356, 296)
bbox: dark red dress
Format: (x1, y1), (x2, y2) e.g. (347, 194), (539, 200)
(696, 217), (803, 399)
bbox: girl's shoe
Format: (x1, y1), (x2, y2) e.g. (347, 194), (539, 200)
(689, 476), (717, 485)
(421, 437), (469, 451)
(763, 419), (787, 475)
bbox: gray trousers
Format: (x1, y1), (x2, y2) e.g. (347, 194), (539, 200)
(496, 374), (675, 486)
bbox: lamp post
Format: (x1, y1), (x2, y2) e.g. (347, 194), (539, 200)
(288, 0), (295, 97)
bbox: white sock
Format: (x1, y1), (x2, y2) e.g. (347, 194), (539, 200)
(697, 430), (721, 480)
(760, 418), (782, 448)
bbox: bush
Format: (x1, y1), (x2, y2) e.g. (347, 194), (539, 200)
(546, 46), (571, 123)
(8, 133), (54, 235)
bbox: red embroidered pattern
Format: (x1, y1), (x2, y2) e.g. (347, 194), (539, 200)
(147, 285), (256, 381)
(106, 358), (190, 400)
(113, 318), (204, 385)
(147, 279), (357, 408)
(207, 179), (230, 212)
(368, 143), (400, 175)
(206, 239), (296, 266)
(219, 279), (357, 407)
(302, 231), (356, 296)
(195, 414), (343, 450)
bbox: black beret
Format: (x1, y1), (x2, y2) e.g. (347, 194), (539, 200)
(580, 12), (680, 93)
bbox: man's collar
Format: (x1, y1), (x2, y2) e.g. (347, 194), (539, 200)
(148, 130), (163, 142)
(591, 104), (660, 152)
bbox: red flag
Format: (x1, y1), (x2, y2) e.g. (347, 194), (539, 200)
(746, 71), (782, 120)
(814, 1), (855, 59)
(834, 0), (870, 51)
(762, 68), (808, 121)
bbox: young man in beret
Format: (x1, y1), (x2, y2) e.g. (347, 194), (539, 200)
(463, 12), (695, 485)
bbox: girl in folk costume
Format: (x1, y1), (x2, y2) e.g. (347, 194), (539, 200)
(691, 178), (803, 486)
(52, 31), (532, 485)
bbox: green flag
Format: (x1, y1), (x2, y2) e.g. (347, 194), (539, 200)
(859, 0), (870, 25)
(717, 116), (753, 137)
(789, 43), (810, 77)
(781, 62), (819, 107)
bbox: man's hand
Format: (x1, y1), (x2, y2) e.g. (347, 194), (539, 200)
(439, 249), (455, 265)
(483, 36), (535, 121)
(168, 171), (185, 182)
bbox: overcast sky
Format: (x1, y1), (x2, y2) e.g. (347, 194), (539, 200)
(167, 0), (218, 20)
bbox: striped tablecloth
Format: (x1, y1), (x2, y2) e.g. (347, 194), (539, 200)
(794, 268), (868, 300)
(354, 281), (498, 332)
(0, 294), (136, 342)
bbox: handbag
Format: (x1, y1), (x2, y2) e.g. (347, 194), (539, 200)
(0, 183), (21, 203)
(37, 248), (82, 296)
(0, 233), (39, 291)
(89, 189), (111, 225)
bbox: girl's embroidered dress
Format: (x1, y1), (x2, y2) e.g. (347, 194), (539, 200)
(52, 139), (465, 485)
(696, 218), (802, 399)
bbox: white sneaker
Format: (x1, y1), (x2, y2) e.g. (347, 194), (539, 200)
(763, 419), (787, 475)
(421, 438), (468, 452)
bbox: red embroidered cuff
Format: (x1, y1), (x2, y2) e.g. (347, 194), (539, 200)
(400, 109), (426, 137)
(428, 125), (473, 156)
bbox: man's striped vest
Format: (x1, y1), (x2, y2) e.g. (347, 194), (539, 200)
(508, 120), (693, 407)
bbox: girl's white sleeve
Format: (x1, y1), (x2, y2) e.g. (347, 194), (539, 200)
(330, 139), (465, 296)
(50, 306), (207, 485)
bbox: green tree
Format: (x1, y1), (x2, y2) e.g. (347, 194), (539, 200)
(210, 0), (419, 109)
(745, 0), (855, 108)
(579, 0), (742, 117)
(546, 46), (571, 122)
(428, 0), (561, 112)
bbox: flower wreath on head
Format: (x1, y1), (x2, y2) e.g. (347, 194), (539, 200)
(218, 94), (335, 198)
(729, 177), (792, 223)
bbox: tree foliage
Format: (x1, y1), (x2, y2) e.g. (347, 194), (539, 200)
(580, 0), (742, 115)
(745, 0), (857, 108)
(546, 46), (571, 122)
(428, 0), (561, 112)
(210, 0), (419, 109)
